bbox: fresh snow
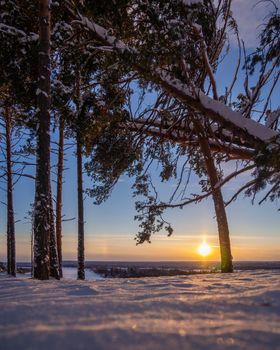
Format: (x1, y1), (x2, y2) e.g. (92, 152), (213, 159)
(76, 15), (127, 52)
(62, 267), (103, 280)
(158, 70), (278, 143)
(35, 88), (48, 98)
(13, 267), (102, 281)
(198, 92), (278, 142)
(0, 270), (280, 350)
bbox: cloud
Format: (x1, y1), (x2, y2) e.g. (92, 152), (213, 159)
(230, 0), (276, 48)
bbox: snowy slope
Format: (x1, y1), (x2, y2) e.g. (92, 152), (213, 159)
(0, 270), (280, 350)
(62, 267), (103, 280)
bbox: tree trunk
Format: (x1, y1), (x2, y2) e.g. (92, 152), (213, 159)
(195, 123), (233, 273)
(31, 206), (35, 277)
(5, 106), (16, 277)
(49, 187), (60, 279)
(56, 116), (64, 278)
(75, 67), (85, 280)
(77, 136), (85, 280)
(33, 0), (51, 280)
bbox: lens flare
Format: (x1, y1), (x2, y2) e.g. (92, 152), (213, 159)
(197, 241), (211, 257)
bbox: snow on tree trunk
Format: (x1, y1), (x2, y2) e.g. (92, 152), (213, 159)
(49, 186), (60, 280)
(195, 122), (233, 273)
(5, 106), (16, 277)
(33, 0), (51, 280)
(55, 116), (64, 278)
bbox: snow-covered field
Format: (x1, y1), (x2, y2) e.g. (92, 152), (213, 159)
(62, 267), (103, 280)
(0, 270), (280, 350)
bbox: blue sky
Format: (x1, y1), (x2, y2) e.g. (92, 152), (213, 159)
(0, 0), (279, 262)
(1, 148), (279, 262)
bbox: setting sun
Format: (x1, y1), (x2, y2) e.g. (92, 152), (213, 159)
(197, 241), (212, 257)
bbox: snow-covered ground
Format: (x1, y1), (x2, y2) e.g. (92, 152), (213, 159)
(62, 267), (103, 280)
(14, 267), (103, 281)
(0, 270), (280, 350)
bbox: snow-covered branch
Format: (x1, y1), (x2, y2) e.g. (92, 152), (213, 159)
(122, 120), (254, 160)
(74, 13), (279, 147)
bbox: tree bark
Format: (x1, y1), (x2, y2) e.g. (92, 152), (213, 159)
(33, 0), (51, 280)
(49, 186), (60, 279)
(75, 68), (85, 280)
(5, 106), (16, 277)
(77, 136), (85, 280)
(195, 122), (233, 273)
(56, 116), (64, 278)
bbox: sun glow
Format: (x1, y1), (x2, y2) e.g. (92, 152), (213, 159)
(197, 240), (212, 257)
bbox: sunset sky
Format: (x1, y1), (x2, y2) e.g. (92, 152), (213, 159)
(0, 0), (279, 262)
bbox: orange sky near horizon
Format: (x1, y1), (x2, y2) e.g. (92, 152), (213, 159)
(4, 231), (279, 262)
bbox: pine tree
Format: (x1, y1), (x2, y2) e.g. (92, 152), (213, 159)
(72, 0), (234, 272)
(4, 104), (16, 276)
(33, 0), (52, 280)
(55, 116), (64, 278)
(75, 70), (85, 280)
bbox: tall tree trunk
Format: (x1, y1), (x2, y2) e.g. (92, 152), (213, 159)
(49, 186), (60, 279)
(5, 106), (16, 277)
(56, 116), (64, 278)
(31, 206), (35, 277)
(33, 0), (51, 280)
(195, 122), (233, 273)
(75, 68), (85, 280)
(77, 136), (85, 280)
